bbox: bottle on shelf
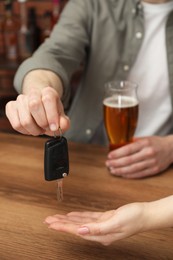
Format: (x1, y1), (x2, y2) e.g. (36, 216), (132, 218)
(41, 11), (52, 43)
(18, 3), (41, 59)
(18, 0), (32, 59)
(2, 0), (18, 60)
(0, 18), (5, 56)
(27, 7), (41, 52)
(51, 0), (60, 27)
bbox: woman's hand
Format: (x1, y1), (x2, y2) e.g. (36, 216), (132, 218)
(105, 136), (173, 179)
(44, 202), (146, 246)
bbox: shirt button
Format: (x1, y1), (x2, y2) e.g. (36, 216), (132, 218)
(131, 8), (136, 14)
(123, 65), (130, 71)
(136, 32), (143, 39)
(86, 129), (92, 135)
(137, 3), (142, 10)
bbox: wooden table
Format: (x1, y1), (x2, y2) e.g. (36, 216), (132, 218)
(0, 132), (173, 260)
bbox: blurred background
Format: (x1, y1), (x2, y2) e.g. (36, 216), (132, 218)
(0, 0), (69, 133)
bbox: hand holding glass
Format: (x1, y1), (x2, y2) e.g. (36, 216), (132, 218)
(103, 81), (139, 151)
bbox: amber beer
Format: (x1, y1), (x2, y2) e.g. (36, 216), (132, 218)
(103, 95), (139, 151)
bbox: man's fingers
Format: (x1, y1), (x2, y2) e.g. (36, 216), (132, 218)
(28, 89), (49, 130)
(108, 139), (149, 159)
(41, 87), (61, 131)
(16, 94), (43, 135)
(6, 100), (33, 135)
(6, 87), (70, 136)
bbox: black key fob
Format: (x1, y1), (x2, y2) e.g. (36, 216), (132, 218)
(44, 136), (69, 181)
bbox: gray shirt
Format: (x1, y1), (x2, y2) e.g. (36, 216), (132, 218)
(14, 0), (173, 145)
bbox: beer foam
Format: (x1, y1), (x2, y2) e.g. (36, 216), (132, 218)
(103, 96), (138, 108)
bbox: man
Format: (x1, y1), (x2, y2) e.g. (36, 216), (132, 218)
(5, 0), (173, 178)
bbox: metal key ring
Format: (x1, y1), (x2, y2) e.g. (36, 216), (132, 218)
(54, 127), (62, 139)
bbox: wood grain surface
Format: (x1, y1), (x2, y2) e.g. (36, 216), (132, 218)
(0, 132), (173, 260)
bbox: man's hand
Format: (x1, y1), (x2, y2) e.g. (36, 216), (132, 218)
(105, 136), (173, 179)
(6, 86), (70, 136)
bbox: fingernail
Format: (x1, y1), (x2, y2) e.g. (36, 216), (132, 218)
(78, 226), (90, 235)
(44, 216), (57, 224)
(49, 124), (58, 131)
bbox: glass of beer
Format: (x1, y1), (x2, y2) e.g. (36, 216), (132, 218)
(103, 81), (139, 151)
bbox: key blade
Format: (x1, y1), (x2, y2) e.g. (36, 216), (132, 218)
(57, 179), (63, 202)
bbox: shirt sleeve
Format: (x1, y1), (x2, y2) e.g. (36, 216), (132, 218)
(14, 0), (92, 106)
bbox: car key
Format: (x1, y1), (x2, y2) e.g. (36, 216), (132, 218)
(44, 133), (69, 202)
